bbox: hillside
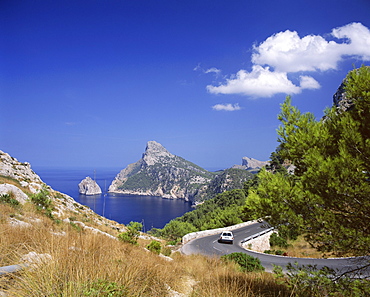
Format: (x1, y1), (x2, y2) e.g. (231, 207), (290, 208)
(0, 149), (290, 296)
(109, 141), (255, 202)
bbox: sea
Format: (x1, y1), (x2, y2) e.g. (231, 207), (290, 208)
(33, 167), (193, 232)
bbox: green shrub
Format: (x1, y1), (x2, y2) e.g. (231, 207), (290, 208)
(30, 188), (54, 218)
(264, 249), (285, 255)
(146, 240), (161, 255)
(269, 232), (289, 249)
(221, 252), (265, 272)
(118, 221), (142, 245)
(0, 193), (20, 207)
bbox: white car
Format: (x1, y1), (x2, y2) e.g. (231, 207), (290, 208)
(218, 231), (234, 244)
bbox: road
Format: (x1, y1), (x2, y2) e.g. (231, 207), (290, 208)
(181, 221), (370, 276)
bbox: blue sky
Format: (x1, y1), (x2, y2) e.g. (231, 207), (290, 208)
(1, 0), (370, 170)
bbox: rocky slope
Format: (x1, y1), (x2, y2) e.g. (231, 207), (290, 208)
(109, 141), (256, 202)
(0, 150), (123, 231)
(78, 176), (102, 195)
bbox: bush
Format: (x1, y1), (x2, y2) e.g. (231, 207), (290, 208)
(0, 193), (20, 207)
(273, 263), (370, 297)
(30, 188), (54, 218)
(147, 240), (161, 255)
(221, 252), (265, 272)
(264, 249), (285, 255)
(118, 221), (142, 245)
(269, 232), (289, 249)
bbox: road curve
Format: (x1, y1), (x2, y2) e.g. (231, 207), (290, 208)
(181, 221), (370, 276)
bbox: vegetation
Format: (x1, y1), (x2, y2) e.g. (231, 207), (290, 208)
(118, 221), (143, 245)
(245, 66), (370, 259)
(146, 240), (162, 254)
(221, 252), (265, 273)
(152, 188), (252, 242)
(274, 263), (370, 297)
(200, 168), (254, 201)
(0, 193), (20, 207)
(30, 187), (54, 218)
(0, 198), (292, 296)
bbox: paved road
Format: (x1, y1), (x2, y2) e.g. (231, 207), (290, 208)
(182, 221), (370, 276)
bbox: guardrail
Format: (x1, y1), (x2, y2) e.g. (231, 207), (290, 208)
(240, 227), (274, 243)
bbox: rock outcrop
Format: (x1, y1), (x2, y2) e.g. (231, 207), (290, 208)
(78, 176), (102, 195)
(232, 157), (269, 173)
(0, 150), (44, 193)
(333, 80), (355, 113)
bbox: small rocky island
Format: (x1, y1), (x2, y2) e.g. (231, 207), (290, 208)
(78, 176), (102, 195)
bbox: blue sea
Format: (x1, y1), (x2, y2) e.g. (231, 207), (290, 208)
(33, 167), (193, 231)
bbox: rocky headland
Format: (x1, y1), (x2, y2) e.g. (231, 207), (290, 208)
(109, 141), (257, 202)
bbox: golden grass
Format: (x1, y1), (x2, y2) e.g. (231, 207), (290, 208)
(1, 200), (291, 297)
(174, 254), (290, 297)
(285, 236), (340, 259)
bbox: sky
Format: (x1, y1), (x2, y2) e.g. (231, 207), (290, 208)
(1, 0), (370, 171)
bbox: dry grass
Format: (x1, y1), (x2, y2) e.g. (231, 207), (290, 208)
(285, 236), (338, 259)
(1, 223), (183, 296)
(174, 254), (290, 297)
(1, 200), (291, 297)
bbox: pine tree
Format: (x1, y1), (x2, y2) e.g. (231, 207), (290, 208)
(246, 66), (370, 257)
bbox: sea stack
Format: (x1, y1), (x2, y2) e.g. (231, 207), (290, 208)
(78, 176), (102, 195)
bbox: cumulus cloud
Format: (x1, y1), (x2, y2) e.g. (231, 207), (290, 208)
(206, 22), (369, 98)
(207, 65), (320, 97)
(212, 103), (241, 111)
(252, 22), (370, 72)
(299, 75), (320, 90)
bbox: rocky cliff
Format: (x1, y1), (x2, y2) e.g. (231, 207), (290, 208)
(78, 176), (102, 195)
(109, 141), (256, 202)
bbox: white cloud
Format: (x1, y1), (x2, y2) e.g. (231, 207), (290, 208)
(299, 75), (320, 90)
(194, 64), (221, 76)
(207, 65), (302, 97)
(205, 67), (221, 75)
(206, 22), (369, 98)
(212, 103), (241, 111)
(252, 22), (370, 72)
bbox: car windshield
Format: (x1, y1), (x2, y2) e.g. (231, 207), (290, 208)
(223, 232), (232, 237)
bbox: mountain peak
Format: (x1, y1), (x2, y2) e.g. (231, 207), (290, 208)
(143, 141), (172, 166)
(242, 157), (268, 170)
